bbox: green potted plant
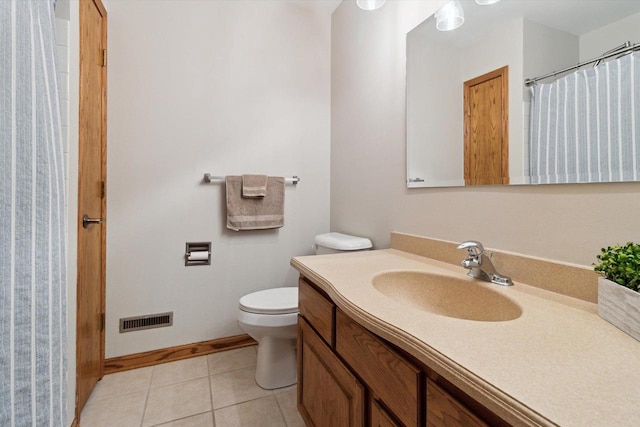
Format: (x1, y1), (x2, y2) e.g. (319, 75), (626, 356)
(594, 242), (640, 342)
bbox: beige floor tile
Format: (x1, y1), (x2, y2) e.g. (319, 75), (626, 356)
(214, 396), (286, 427)
(87, 366), (153, 402)
(151, 356), (209, 388)
(154, 411), (215, 427)
(80, 391), (147, 427)
(143, 377), (212, 427)
(207, 346), (257, 375)
(275, 389), (305, 427)
(210, 366), (272, 409)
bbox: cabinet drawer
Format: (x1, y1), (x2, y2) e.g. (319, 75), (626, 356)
(336, 309), (422, 427)
(298, 317), (365, 427)
(298, 277), (334, 345)
(427, 379), (488, 427)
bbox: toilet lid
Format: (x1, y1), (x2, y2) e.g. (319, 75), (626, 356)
(239, 287), (299, 315)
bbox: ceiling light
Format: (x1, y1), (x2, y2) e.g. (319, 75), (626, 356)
(475, 0), (501, 5)
(356, 0), (385, 11)
(435, 0), (465, 32)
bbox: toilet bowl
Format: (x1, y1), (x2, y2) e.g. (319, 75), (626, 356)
(237, 287), (299, 389)
(237, 232), (372, 390)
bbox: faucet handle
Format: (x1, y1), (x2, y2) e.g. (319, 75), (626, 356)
(456, 240), (485, 256)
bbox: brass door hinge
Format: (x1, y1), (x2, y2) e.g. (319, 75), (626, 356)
(101, 180), (106, 199)
(100, 313), (105, 331)
(102, 49), (107, 67)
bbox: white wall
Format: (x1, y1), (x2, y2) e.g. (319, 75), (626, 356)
(580, 11), (640, 61)
(331, 0), (640, 267)
(406, 19), (463, 186)
(56, 0), (78, 423)
(105, 0), (331, 357)
(523, 20), (579, 84)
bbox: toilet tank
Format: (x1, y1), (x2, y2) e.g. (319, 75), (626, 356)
(314, 232), (372, 255)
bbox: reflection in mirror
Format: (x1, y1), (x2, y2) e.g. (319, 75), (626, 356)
(463, 65), (509, 185)
(529, 50), (639, 184)
(406, 0), (640, 188)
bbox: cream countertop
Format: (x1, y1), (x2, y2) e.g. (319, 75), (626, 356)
(291, 249), (640, 427)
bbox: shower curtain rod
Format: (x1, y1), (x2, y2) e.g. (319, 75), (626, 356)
(524, 41), (640, 87)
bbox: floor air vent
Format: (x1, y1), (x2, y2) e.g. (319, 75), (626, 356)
(119, 312), (173, 333)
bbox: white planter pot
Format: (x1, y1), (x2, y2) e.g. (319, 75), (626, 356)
(598, 277), (640, 342)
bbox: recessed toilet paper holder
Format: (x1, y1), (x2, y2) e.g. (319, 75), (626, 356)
(185, 242), (211, 266)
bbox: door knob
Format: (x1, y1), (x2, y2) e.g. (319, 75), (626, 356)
(82, 214), (105, 229)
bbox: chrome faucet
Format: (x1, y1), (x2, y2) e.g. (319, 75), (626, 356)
(456, 241), (513, 286)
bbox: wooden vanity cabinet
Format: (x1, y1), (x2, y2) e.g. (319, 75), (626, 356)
(371, 399), (402, 427)
(297, 317), (365, 426)
(297, 278), (365, 426)
(426, 380), (488, 427)
(336, 309), (422, 427)
(297, 276), (498, 427)
(298, 276), (334, 345)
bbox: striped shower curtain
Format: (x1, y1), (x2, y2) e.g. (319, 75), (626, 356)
(529, 51), (640, 184)
(1, 0), (67, 426)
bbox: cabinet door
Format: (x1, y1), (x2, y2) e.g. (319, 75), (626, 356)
(427, 380), (488, 427)
(298, 316), (365, 427)
(336, 310), (422, 427)
(371, 399), (401, 427)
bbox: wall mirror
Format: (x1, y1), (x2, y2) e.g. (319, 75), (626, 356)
(407, 0), (640, 188)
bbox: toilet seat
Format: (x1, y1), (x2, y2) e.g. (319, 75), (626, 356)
(239, 287), (298, 315)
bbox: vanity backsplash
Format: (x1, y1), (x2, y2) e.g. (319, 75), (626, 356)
(390, 232), (598, 303)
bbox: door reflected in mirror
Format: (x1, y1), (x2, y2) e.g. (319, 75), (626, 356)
(406, 0), (640, 188)
(463, 66), (509, 185)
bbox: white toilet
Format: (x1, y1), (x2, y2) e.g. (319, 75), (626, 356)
(237, 232), (372, 389)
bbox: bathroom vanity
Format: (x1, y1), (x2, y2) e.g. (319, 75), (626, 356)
(297, 277), (496, 426)
(291, 233), (640, 427)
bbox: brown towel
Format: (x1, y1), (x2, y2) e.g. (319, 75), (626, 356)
(226, 176), (285, 231)
(242, 174), (268, 198)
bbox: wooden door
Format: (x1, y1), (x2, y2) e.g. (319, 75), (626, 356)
(77, 0), (107, 418)
(297, 317), (365, 427)
(464, 66), (509, 186)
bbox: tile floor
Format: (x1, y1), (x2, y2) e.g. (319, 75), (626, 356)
(80, 346), (305, 427)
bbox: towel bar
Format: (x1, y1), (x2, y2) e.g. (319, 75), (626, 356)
(203, 174), (300, 185)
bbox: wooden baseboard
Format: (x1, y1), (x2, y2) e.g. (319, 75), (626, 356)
(104, 334), (256, 374)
